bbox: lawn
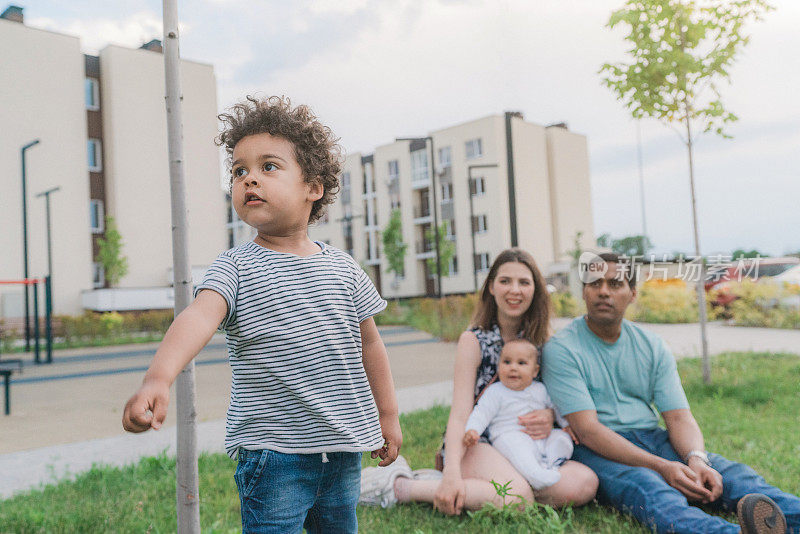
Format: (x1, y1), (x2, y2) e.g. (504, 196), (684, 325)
(1, 352), (798, 533)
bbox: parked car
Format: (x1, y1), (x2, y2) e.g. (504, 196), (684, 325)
(706, 257), (800, 307)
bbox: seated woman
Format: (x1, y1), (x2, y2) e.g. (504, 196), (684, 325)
(360, 248), (598, 513)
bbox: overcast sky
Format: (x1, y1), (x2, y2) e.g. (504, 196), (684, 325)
(24, 0), (800, 257)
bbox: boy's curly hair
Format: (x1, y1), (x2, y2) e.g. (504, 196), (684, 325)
(216, 95), (342, 224)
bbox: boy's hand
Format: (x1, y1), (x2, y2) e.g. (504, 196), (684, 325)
(463, 429), (480, 448)
(122, 379), (170, 433)
(371, 413), (402, 467)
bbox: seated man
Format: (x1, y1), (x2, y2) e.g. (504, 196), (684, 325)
(542, 253), (798, 534)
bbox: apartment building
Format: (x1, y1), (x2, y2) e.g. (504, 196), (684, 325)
(228, 112), (585, 298)
(0, 6), (227, 315)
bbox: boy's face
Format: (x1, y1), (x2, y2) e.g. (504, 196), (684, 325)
(230, 133), (322, 235)
(497, 343), (538, 391)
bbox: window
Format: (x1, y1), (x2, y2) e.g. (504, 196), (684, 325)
(474, 253), (490, 273)
(443, 219), (456, 240)
(85, 78), (99, 110)
(438, 146), (452, 169)
(441, 182), (453, 202)
(89, 199), (104, 233)
(465, 138), (483, 159)
(448, 255), (458, 276)
(342, 171), (351, 190)
(472, 214), (488, 234)
(92, 262), (105, 288)
(411, 149), (429, 184)
(388, 160), (399, 180)
(471, 176), (486, 196)
(87, 139), (102, 172)
(390, 196), (401, 210)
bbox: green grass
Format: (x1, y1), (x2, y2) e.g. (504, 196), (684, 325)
(1, 352), (798, 533)
(2, 334), (166, 354)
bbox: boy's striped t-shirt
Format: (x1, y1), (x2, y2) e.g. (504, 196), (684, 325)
(194, 240), (387, 458)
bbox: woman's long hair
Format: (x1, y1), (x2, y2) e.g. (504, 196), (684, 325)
(470, 248), (552, 346)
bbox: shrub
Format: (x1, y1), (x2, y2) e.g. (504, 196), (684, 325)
(551, 292), (583, 318)
(627, 279), (700, 324)
(715, 280), (800, 329)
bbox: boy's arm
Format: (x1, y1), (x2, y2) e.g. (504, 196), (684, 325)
(122, 289), (228, 433)
(360, 316), (401, 466)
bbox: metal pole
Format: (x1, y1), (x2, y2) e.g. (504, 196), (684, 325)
(45, 276), (52, 364)
(21, 139), (41, 351)
(636, 121), (647, 238)
(33, 280), (40, 364)
(468, 164), (498, 293)
(162, 1), (201, 530)
(36, 186), (60, 312)
(427, 137), (442, 298)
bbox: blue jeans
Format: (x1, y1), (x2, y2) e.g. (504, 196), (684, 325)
(235, 448), (362, 534)
(572, 428), (800, 534)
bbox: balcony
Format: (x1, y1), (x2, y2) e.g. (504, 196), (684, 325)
(413, 204), (432, 224)
(411, 176), (431, 190)
(415, 240), (435, 260)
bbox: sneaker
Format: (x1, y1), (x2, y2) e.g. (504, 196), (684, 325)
(737, 493), (787, 534)
(359, 455), (412, 508)
(412, 468), (443, 481)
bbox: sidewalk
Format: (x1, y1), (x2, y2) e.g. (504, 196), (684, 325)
(2, 320), (798, 499)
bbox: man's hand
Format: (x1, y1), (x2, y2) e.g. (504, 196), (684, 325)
(122, 379), (170, 432)
(687, 457), (723, 503)
(371, 413), (402, 467)
(518, 408), (555, 439)
(657, 460), (713, 502)
(463, 429), (480, 448)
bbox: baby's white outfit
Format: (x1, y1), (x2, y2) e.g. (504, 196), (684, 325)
(465, 381), (573, 490)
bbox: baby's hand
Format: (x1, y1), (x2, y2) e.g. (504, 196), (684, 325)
(463, 429), (480, 447)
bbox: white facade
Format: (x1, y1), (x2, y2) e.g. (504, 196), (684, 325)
(1, 11), (227, 316)
(99, 45), (226, 290)
(0, 19), (93, 315)
(308, 114), (596, 298)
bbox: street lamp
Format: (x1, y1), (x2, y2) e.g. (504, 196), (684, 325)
(21, 139), (41, 351)
(396, 136), (442, 298)
(468, 163), (498, 292)
(35, 186), (60, 309)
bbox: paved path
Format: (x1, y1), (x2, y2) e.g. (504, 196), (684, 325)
(1, 320), (797, 499)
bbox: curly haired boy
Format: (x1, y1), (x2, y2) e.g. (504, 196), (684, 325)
(122, 95), (402, 533)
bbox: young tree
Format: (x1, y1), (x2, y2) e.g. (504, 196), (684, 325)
(600, 0), (772, 383)
(612, 234), (654, 257)
(381, 209), (407, 288)
(596, 232), (612, 249)
(96, 215), (129, 287)
(425, 223), (456, 278)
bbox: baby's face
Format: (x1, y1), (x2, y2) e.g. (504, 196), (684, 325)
(497, 343), (538, 391)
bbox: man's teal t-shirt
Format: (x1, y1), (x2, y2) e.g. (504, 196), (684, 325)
(542, 317), (689, 432)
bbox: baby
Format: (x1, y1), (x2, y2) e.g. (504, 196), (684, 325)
(463, 339), (573, 490)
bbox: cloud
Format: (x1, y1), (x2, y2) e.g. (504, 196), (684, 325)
(28, 12), (169, 54)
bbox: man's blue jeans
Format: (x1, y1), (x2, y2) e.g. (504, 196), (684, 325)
(235, 448), (362, 534)
(572, 428), (800, 534)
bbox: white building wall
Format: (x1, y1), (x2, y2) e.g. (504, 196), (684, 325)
(0, 21), (93, 315)
(100, 45), (226, 288)
(545, 126), (595, 261)
(512, 118), (557, 267)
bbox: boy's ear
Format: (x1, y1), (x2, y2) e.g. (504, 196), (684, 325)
(307, 179), (324, 202)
